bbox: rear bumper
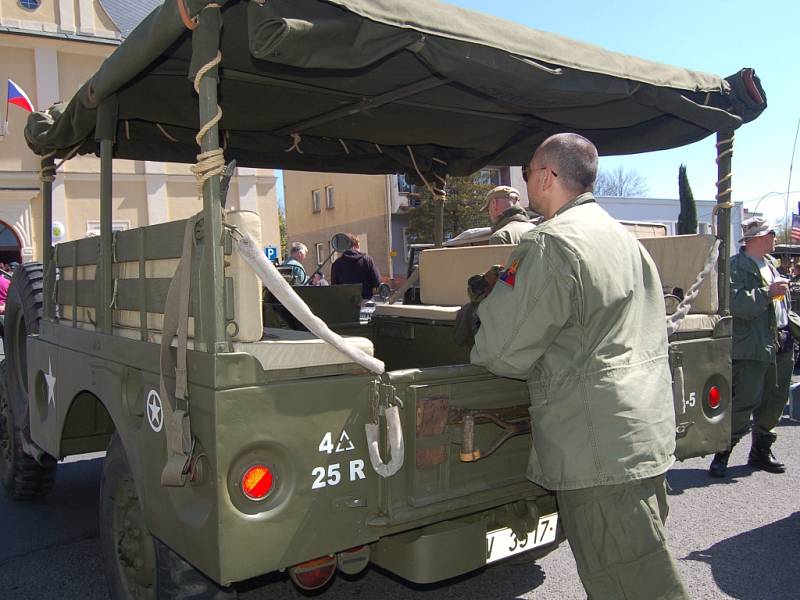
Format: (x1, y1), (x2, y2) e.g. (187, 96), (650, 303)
(371, 509), (564, 584)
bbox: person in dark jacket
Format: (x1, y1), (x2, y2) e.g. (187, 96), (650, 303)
(331, 234), (381, 301)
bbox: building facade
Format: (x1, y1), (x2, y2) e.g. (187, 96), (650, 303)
(284, 166), (523, 283)
(285, 161), (744, 287)
(0, 0), (280, 263)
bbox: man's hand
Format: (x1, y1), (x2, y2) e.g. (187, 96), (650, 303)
(467, 265), (503, 303)
(769, 280), (789, 299)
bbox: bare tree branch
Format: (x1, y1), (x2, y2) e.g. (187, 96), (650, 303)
(594, 166), (648, 197)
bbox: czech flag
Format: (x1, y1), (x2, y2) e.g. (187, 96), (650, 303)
(7, 79), (34, 113)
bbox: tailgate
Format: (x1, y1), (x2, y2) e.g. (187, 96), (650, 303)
(670, 335), (732, 460)
(378, 365), (546, 527)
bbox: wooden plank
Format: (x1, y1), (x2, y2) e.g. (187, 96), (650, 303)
(57, 280), (96, 307)
(55, 237), (99, 267)
(115, 220), (188, 262)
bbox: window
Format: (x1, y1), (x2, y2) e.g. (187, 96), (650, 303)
(475, 168), (502, 186)
(312, 189), (322, 213)
(397, 174), (415, 195)
(18, 0), (40, 10)
(315, 243), (325, 265)
(325, 186), (335, 209)
(85, 220), (129, 237)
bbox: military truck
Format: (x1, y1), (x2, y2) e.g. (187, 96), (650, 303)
(0, 0), (766, 597)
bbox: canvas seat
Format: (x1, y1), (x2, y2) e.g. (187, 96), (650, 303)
(373, 245), (516, 321)
(639, 234), (721, 333)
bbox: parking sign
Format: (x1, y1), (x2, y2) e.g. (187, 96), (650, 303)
(265, 246), (279, 262)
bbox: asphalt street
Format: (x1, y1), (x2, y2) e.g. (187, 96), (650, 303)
(1, 422), (798, 599)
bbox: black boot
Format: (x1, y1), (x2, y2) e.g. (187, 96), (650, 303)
(709, 450), (732, 478)
(709, 438), (739, 478)
(748, 431), (785, 473)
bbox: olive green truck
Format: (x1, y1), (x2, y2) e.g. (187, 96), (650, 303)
(0, 1), (766, 597)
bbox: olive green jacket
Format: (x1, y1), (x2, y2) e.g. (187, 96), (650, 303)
(471, 193), (675, 490)
(489, 206), (536, 245)
(730, 249), (785, 363)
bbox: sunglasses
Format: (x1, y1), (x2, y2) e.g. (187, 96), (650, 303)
(522, 164), (558, 183)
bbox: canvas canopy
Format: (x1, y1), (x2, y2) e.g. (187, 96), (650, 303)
(25, 0), (766, 179)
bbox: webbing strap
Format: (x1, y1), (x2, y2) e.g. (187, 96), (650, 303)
(159, 214), (199, 486)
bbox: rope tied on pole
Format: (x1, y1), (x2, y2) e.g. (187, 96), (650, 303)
(190, 50), (225, 196)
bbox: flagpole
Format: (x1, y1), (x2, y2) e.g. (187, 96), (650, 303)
(784, 117), (800, 246)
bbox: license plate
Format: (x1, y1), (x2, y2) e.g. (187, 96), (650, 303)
(486, 513), (558, 563)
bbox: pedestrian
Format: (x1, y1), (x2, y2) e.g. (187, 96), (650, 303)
(709, 218), (794, 477)
(471, 133), (688, 599)
(309, 271), (330, 286)
(330, 234), (381, 302)
(280, 242), (308, 285)
(480, 185), (536, 244)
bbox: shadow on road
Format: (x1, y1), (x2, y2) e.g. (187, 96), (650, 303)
(666, 465), (756, 496)
(684, 512), (800, 600)
(239, 560), (547, 599)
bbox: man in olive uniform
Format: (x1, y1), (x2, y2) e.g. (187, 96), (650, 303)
(471, 133), (688, 599)
(481, 185), (536, 244)
(709, 218), (792, 477)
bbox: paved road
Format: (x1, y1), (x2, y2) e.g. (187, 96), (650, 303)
(1, 423), (798, 599)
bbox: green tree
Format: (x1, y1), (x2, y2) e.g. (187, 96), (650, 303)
(677, 164), (697, 235)
(278, 208), (287, 258)
(405, 175), (493, 243)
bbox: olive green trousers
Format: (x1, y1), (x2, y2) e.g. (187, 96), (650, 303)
(731, 350), (793, 441)
(556, 474), (689, 600)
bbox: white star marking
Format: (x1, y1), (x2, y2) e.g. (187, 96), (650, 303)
(146, 390), (163, 433)
(44, 359), (56, 408)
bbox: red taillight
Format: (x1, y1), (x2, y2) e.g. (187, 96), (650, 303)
(241, 465), (273, 500)
(708, 386), (721, 409)
(289, 556), (337, 591)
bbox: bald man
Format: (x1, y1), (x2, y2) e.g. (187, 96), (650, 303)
(471, 133), (687, 599)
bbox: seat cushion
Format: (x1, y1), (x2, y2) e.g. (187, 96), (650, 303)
(373, 304), (461, 321)
(673, 313), (721, 333)
(639, 234), (718, 314)
(419, 245), (515, 306)
(232, 328), (374, 371)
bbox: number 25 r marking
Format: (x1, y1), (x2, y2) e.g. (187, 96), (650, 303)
(311, 460), (366, 490)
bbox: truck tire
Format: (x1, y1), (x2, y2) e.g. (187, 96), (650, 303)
(100, 434), (238, 600)
(0, 360), (57, 500)
(3, 263), (44, 438)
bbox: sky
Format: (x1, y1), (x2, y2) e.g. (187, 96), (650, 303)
(445, 0), (800, 226)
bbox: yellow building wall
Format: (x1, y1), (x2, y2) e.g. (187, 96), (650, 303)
(0, 0), (57, 26)
(0, 2), (280, 264)
(284, 171), (391, 279)
(0, 45), (37, 172)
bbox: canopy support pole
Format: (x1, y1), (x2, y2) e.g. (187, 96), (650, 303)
(715, 130), (734, 317)
(193, 5), (229, 353)
(434, 196), (445, 248)
(40, 156), (55, 321)
(96, 97), (118, 335)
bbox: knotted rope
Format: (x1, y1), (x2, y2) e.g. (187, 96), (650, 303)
(189, 50), (225, 196)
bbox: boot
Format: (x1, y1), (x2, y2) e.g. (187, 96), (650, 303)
(709, 438), (739, 478)
(748, 431), (785, 473)
(709, 450), (732, 478)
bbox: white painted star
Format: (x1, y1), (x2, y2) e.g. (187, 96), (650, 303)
(44, 358), (56, 407)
